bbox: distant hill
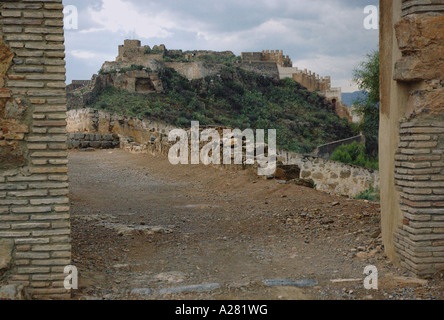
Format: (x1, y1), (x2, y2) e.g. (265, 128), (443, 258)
(342, 91), (368, 107)
(89, 66), (353, 154)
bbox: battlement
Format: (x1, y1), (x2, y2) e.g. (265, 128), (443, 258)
(67, 80), (92, 93)
(124, 39), (141, 48)
(117, 39), (165, 62)
(241, 50), (292, 67)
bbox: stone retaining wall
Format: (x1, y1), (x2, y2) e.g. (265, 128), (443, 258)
(66, 133), (120, 150)
(278, 150), (380, 198)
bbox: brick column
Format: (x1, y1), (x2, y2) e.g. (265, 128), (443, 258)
(380, 0), (444, 276)
(0, 0), (70, 299)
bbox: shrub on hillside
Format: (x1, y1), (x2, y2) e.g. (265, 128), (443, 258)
(355, 186), (380, 201)
(331, 142), (379, 170)
(89, 67), (354, 154)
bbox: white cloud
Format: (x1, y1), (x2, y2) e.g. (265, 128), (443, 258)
(69, 49), (114, 61)
(70, 50), (97, 59)
(84, 0), (174, 38)
(65, 0), (379, 91)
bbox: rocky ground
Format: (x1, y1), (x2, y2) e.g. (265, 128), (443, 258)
(69, 149), (443, 300)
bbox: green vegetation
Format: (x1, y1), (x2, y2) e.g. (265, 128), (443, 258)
(98, 64), (149, 75)
(331, 142), (379, 170)
(355, 186), (380, 202)
(144, 48), (164, 55)
(163, 50), (189, 63)
(352, 50), (380, 157)
(89, 66), (353, 154)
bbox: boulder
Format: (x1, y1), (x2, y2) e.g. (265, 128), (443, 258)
(274, 164), (301, 181)
(288, 178), (315, 189)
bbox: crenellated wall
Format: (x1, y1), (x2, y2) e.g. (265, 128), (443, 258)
(0, 0), (70, 299)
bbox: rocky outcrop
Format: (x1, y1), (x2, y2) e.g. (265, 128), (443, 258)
(393, 14), (444, 117)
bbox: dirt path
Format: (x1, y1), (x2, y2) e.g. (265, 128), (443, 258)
(69, 149), (443, 300)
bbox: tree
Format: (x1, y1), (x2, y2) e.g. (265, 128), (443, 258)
(352, 50), (380, 157)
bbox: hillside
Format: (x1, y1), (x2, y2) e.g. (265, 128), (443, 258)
(87, 66), (353, 154)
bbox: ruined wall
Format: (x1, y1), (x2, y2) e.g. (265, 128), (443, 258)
(66, 80), (90, 93)
(66, 108), (176, 146)
(380, 0), (444, 275)
(0, 0), (70, 299)
(66, 133), (119, 150)
(164, 61), (219, 80)
(241, 50), (292, 68)
(278, 150), (379, 198)
(289, 69), (330, 93)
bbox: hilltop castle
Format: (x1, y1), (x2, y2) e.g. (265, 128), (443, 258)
(68, 40), (351, 121)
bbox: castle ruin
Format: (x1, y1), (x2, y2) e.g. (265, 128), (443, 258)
(70, 41), (352, 121)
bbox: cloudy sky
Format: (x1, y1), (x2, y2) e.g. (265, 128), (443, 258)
(63, 0), (379, 92)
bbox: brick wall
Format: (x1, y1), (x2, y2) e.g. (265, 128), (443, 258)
(401, 0), (444, 16)
(394, 118), (444, 275)
(0, 0), (70, 299)
(380, 0), (444, 276)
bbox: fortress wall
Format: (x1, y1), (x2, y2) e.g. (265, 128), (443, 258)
(0, 0), (70, 299)
(277, 66), (299, 80)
